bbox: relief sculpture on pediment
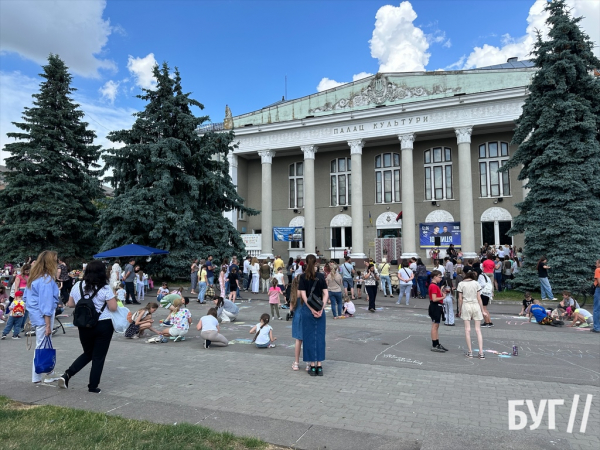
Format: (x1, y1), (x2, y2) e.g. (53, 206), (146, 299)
(309, 75), (461, 114)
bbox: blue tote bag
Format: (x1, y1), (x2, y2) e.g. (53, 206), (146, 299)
(34, 336), (56, 374)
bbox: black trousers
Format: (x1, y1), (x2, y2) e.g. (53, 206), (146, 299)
(366, 285), (377, 310)
(125, 281), (137, 303)
(59, 278), (73, 305)
(67, 320), (114, 390)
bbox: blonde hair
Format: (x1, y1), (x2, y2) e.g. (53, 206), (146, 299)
(289, 276), (301, 309)
(27, 250), (58, 289)
(250, 257), (258, 265)
(171, 297), (183, 315)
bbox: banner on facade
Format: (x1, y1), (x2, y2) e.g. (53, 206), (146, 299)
(419, 222), (461, 248)
(241, 234), (261, 249)
(273, 227), (303, 242)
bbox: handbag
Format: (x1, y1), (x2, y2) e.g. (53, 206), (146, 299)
(306, 278), (323, 312)
(34, 335), (56, 374)
(332, 276), (349, 301)
(110, 305), (130, 333)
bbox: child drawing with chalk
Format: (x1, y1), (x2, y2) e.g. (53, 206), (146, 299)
(342, 296), (355, 317)
(250, 313), (276, 348)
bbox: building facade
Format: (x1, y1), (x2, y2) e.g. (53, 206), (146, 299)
(224, 61), (534, 261)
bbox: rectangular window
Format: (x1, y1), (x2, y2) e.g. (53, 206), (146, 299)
(425, 168), (432, 200)
(434, 166), (443, 199)
(376, 172), (382, 203)
(445, 166), (452, 198)
(445, 148), (452, 162)
(297, 179), (304, 208)
(375, 155), (381, 168)
(479, 144), (486, 158)
(344, 226), (352, 247)
(393, 153), (400, 167)
(347, 158), (351, 171)
(501, 142), (509, 157)
(383, 153), (392, 167)
(424, 150), (431, 164)
(347, 174), (351, 205)
(394, 170), (400, 202)
(490, 161), (500, 196)
(289, 165), (294, 176)
(479, 162), (488, 197)
(330, 175), (337, 206)
(331, 160), (336, 173)
(384, 171), (392, 203)
(338, 158), (346, 172)
(296, 162), (303, 176)
(489, 142), (498, 158)
(289, 179), (295, 208)
(433, 147), (442, 163)
(501, 161), (510, 196)
(331, 227), (342, 248)
(338, 175), (346, 205)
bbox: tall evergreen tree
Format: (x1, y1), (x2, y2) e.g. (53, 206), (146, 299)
(99, 62), (256, 278)
(503, 0), (600, 292)
(0, 54), (103, 262)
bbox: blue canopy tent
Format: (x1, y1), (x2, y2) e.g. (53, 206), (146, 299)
(93, 244), (169, 259)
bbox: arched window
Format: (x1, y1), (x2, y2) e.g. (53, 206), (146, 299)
(423, 147), (453, 200)
(375, 152), (400, 203)
(289, 162), (304, 208)
(330, 157), (351, 206)
(479, 142), (510, 197)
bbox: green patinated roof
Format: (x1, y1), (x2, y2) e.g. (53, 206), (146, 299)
(233, 68), (535, 128)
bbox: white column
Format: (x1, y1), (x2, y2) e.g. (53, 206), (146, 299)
(225, 152), (238, 229)
(455, 126), (477, 259)
(399, 133), (418, 259)
(301, 145), (317, 257)
(348, 139), (366, 259)
(258, 150), (275, 260)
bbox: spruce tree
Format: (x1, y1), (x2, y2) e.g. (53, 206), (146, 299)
(503, 0), (600, 293)
(0, 54), (103, 262)
(99, 62), (256, 279)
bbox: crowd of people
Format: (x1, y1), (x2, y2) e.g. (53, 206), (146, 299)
(1, 250), (598, 393)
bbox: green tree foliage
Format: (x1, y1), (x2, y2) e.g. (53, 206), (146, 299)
(503, 0), (600, 292)
(99, 62), (257, 279)
(0, 54), (102, 262)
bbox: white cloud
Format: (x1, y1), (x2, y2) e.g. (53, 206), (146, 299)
(0, 0), (116, 78)
(99, 80), (120, 104)
(455, 0), (599, 70)
(316, 72), (374, 92)
(127, 54), (158, 90)
(0, 71), (137, 166)
(369, 1), (430, 72)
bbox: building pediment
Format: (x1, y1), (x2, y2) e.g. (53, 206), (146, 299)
(233, 68), (534, 128)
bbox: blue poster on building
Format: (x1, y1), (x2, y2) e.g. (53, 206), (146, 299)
(419, 222), (461, 248)
(273, 227), (303, 242)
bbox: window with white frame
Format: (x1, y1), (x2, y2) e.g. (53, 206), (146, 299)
(375, 153), (401, 203)
(424, 147), (453, 200)
(330, 158), (351, 206)
(478, 142), (510, 197)
(289, 162), (304, 208)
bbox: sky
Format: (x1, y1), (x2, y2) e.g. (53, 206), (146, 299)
(1, 0), (598, 164)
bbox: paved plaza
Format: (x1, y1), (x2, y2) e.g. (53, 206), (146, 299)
(1, 292), (598, 450)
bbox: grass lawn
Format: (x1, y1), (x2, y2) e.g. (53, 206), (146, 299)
(0, 396), (269, 450)
(493, 290), (526, 301)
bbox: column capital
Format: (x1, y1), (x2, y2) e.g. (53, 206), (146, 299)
(398, 133), (416, 150)
(258, 150), (275, 164)
(454, 126), (473, 144)
(347, 139), (364, 155)
(301, 145), (318, 160)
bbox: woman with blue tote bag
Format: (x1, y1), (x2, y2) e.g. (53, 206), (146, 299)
(25, 251), (60, 384)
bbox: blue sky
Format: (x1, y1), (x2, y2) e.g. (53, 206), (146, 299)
(1, 0), (598, 162)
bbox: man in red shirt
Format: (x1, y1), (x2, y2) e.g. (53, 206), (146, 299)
(428, 270), (448, 352)
(481, 253), (495, 275)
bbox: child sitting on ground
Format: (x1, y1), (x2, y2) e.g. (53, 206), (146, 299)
(159, 297), (191, 342)
(355, 271), (362, 298)
(519, 292), (535, 317)
(342, 296), (355, 317)
(250, 313), (276, 348)
(443, 286), (455, 326)
(268, 279), (283, 320)
(526, 300), (564, 326)
(157, 282), (169, 302)
(557, 290), (580, 319)
(124, 302), (162, 339)
(1, 290), (26, 339)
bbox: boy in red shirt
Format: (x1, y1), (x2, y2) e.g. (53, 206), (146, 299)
(428, 271), (448, 352)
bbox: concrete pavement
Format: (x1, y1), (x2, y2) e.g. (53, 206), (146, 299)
(1, 290), (598, 450)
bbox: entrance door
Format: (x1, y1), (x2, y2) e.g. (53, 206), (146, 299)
(481, 221), (513, 246)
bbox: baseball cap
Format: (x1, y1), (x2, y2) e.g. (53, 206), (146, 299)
(15, 290), (24, 297)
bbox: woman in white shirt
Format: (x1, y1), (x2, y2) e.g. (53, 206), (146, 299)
(196, 308), (228, 348)
(396, 260), (414, 306)
(59, 260), (118, 393)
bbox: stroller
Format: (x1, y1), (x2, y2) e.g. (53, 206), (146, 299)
(24, 305), (66, 337)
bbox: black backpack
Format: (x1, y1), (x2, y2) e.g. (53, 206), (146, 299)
(73, 283), (105, 328)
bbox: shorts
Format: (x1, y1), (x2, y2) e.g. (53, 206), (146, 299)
(343, 278), (354, 289)
(428, 301), (444, 324)
(481, 294), (490, 306)
(169, 327), (188, 337)
(461, 302), (483, 321)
